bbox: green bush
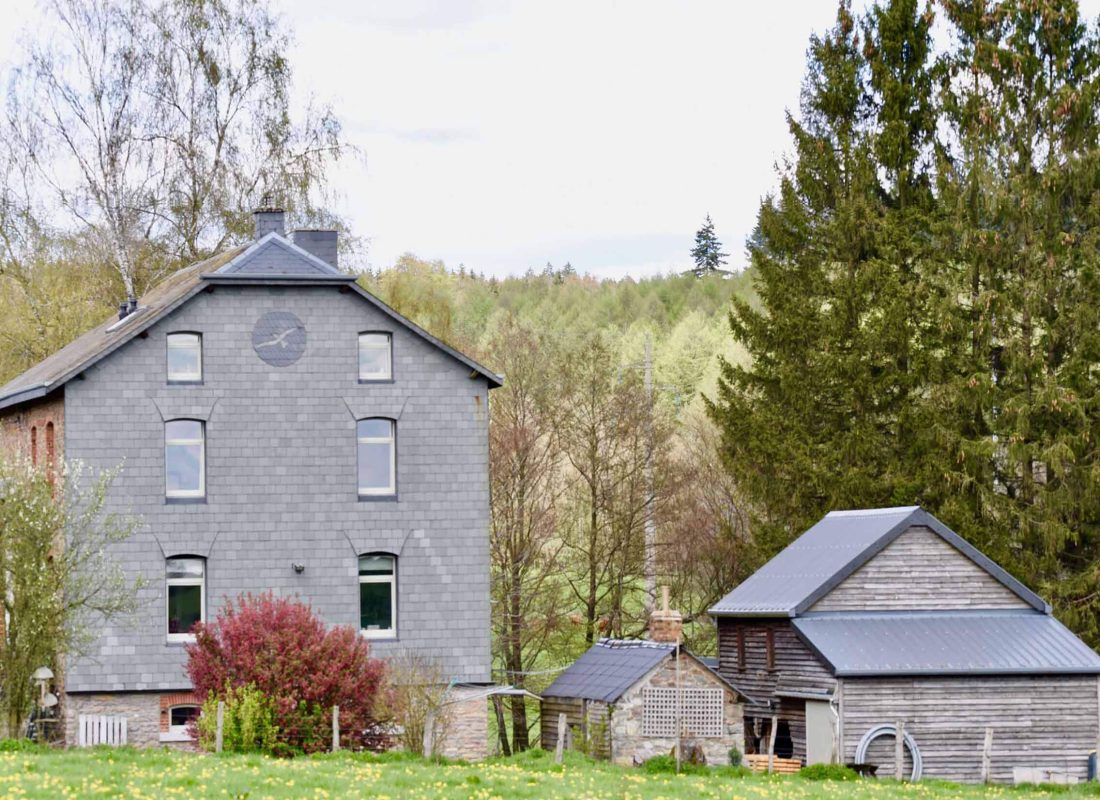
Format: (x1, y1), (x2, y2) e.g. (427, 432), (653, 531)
(799, 763), (859, 781)
(641, 754), (707, 775)
(728, 746), (742, 767)
(197, 683), (278, 754)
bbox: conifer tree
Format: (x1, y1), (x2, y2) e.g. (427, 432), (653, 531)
(690, 215), (729, 277)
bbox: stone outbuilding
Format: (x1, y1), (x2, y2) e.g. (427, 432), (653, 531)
(541, 597), (750, 766)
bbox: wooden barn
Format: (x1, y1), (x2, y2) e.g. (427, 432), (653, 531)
(710, 506), (1100, 784)
(541, 598), (749, 766)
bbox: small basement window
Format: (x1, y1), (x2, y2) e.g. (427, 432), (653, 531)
(167, 333), (202, 382)
(160, 704), (199, 743)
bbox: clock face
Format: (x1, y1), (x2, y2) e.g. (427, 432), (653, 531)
(252, 311), (306, 367)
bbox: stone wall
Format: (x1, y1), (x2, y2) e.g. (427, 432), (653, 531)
(438, 685), (488, 761)
(609, 655), (743, 767)
(64, 692), (162, 748)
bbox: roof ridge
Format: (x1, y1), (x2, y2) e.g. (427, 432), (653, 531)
(826, 506), (919, 517)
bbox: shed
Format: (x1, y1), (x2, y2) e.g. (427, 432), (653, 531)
(710, 506), (1100, 783)
(540, 635), (750, 766)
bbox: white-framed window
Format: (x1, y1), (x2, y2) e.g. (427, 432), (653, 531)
(166, 333), (202, 382)
(359, 554), (396, 638)
(160, 705), (200, 742)
(166, 557), (205, 641)
(357, 418), (395, 496)
(358, 332), (392, 381)
(165, 420), (205, 498)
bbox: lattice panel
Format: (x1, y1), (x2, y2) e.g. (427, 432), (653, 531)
(642, 688), (723, 738)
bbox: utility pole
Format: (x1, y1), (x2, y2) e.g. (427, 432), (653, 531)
(644, 332), (656, 611)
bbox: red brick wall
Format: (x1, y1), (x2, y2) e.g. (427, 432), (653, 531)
(0, 393), (65, 474)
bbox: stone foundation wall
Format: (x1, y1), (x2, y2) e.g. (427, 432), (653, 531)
(64, 692), (162, 748)
(609, 656), (744, 767)
(438, 686), (488, 761)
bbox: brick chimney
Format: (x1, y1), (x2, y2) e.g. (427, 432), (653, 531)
(648, 586), (682, 645)
(253, 195), (285, 239)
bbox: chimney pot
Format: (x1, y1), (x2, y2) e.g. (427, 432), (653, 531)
(118, 302), (128, 321)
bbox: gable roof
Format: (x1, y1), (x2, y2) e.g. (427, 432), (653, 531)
(793, 610), (1100, 676)
(542, 638), (754, 704)
(709, 506), (1047, 617)
(0, 233), (502, 412)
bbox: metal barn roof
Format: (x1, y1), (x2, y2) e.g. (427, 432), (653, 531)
(708, 507), (1046, 617)
(793, 611), (1100, 676)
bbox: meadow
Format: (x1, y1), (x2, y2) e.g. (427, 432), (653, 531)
(0, 747), (1098, 800)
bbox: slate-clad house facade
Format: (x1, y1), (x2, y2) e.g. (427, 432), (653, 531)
(711, 506), (1100, 783)
(0, 210), (501, 754)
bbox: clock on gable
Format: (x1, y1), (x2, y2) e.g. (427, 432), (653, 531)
(252, 311), (306, 367)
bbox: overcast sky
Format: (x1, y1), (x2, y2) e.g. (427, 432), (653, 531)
(4, 1), (1100, 278)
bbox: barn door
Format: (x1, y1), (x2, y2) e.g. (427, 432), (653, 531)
(804, 700), (835, 765)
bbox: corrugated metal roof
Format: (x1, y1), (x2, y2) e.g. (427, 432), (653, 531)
(708, 506), (1047, 616)
(542, 639), (674, 703)
(709, 507), (921, 616)
(794, 611), (1100, 676)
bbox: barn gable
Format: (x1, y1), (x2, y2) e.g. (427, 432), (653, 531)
(810, 526), (1030, 612)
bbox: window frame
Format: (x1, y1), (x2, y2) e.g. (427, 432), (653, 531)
(358, 553), (397, 640)
(357, 418), (396, 498)
(165, 556), (205, 643)
(165, 419), (206, 500)
(357, 332), (393, 383)
(166, 332), (203, 384)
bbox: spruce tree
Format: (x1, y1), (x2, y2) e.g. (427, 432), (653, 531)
(690, 215), (729, 277)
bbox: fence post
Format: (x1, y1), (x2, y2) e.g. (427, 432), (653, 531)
(895, 720), (905, 781)
(981, 727), (993, 783)
(215, 701), (225, 754)
(554, 713), (567, 764)
(767, 715), (777, 774)
(332, 705), (340, 752)
(423, 708), (436, 758)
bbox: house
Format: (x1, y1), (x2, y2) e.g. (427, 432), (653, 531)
(0, 207), (502, 757)
(710, 505), (1100, 783)
(540, 595), (748, 766)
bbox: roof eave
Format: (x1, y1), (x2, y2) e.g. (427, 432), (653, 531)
(201, 273), (356, 285)
(709, 609), (797, 619)
(0, 383), (53, 413)
(835, 667), (1100, 677)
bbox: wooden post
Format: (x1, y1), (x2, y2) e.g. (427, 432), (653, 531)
(895, 720), (905, 781)
(981, 727), (993, 784)
(332, 705), (340, 752)
(767, 715), (778, 774)
(423, 708), (436, 757)
(554, 713), (567, 764)
(215, 701), (224, 754)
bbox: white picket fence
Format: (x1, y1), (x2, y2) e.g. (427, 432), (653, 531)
(77, 714), (127, 747)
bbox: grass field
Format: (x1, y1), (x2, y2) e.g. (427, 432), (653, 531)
(0, 746), (1098, 799)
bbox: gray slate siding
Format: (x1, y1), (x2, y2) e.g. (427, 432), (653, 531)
(64, 284), (491, 691)
(810, 526), (1029, 612)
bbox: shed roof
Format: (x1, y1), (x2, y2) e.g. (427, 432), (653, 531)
(542, 639), (754, 704)
(708, 506), (1046, 617)
(793, 611), (1100, 676)
(0, 232), (502, 412)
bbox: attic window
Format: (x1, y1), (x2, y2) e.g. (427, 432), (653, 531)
(167, 333), (202, 383)
(358, 333), (392, 381)
(642, 688), (723, 738)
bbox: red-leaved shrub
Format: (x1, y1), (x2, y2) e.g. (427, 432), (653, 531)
(186, 592), (387, 753)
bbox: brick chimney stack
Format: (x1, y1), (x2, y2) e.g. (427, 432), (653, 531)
(648, 586), (682, 644)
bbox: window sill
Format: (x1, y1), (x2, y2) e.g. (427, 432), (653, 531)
(166, 637), (196, 646)
(166, 496), (207, 505)
(358, 493), (397, 503)
(358, 378), (395, 385)
(360, 631), (398, 641)
(167, 380), (204, 386)
(159, 731), (194, 743)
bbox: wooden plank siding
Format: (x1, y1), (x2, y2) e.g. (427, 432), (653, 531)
(840, 675), (1099, 783)
(717, 618), (835, 764)
(538, 697), (610, 759)
(811, 526), (1029, 612)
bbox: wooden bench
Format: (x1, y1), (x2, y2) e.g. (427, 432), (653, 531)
(744, 754), (802, 774)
